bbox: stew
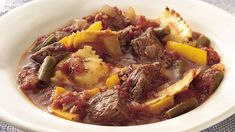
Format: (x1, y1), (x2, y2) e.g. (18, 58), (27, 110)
(17, 5), (225, 125)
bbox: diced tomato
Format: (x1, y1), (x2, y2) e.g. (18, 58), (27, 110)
(134, 15), (159, 30)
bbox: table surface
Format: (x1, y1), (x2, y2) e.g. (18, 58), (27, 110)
(0, 0), (235, 131)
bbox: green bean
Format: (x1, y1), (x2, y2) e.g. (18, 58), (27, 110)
(32, 34), (56, 52)
(209, 71), (224, 94)
(165, 97), (198, 118)
(154, 26), (171, 39)
(195, 35), (210, 47)
(38, 56), (57, 82)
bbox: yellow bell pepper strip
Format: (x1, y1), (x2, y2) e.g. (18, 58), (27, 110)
(166, 41), (207, 65)
(59, 36), (69, 46)
(59, 21), (103, 47)
(52, 86), (68, 99)
(145, 95), (174, 114)
(86, 21), (103, 31)
(105, 74), (120, 89)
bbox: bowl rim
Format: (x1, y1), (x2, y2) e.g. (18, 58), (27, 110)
(0, 0), (235, 131)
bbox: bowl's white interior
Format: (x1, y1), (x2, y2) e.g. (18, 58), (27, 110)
(0, 0), (235, 132)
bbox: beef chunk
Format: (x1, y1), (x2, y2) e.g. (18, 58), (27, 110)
(118, 25), (143, 46)
(87, 88), (126, 125)
(109, 8), (131, 30)
(17, 62), (40, 91)
(159, 50), (179, 68)
(92, 12), (111, 29)
(193, 66), (224, 95)
(116, 63), (167, 120)
(124, 62), (167, 101)
(100, 6), (131, 30)
(61, 23), (79, 34)
(31, 42), (69, 63)
(127, 68), (149, 101)
(130, 28), (163, 60)
(203, 47), (220, 66)
(83, 6), (131, 30)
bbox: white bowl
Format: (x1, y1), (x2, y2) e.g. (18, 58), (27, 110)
(0, 0), (235, 131)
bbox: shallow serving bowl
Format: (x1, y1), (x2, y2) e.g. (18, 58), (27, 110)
(0, 0), (235, 131)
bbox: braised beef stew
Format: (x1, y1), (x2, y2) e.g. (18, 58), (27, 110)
(17, 6), (225, 125)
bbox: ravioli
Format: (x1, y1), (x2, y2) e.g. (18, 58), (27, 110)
(160, 7), (192, 42)
(52, 46), (109, 88)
